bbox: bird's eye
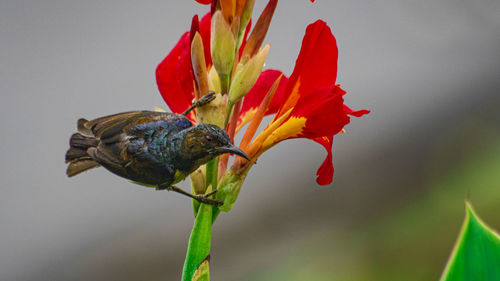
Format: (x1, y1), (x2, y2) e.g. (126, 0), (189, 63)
(205, 135), (213, 142)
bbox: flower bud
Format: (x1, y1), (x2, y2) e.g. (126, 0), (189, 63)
(236, 0), (255, 49)
(228, 44), (269, 104)
(240, 0), (277, 61)
(219, 0), (235, 24)
(190, 166), (206, 195)
(207, 67), (221, 94)
(211, 11), (236, 91)
(191, 32), (209, 99)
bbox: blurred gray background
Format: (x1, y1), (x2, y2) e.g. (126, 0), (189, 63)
(1, 0), (499, 280)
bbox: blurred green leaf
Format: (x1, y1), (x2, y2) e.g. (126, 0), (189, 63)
(440, 202), (500, 281)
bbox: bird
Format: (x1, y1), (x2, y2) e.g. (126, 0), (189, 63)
(65, 92), (248, 206)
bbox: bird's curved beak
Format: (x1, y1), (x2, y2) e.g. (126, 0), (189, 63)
(218, 145), (250, 160)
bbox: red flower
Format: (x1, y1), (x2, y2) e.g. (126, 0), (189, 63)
(155, 12), (368, 185)
(239, 20), (369, 185)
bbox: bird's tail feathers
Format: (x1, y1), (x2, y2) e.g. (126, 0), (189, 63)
(65, 130), (100, 177)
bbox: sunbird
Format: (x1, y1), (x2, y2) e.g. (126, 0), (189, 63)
(65, 92), (248, 206)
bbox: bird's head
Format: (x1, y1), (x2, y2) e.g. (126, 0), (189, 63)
(181, 124), (249, 163)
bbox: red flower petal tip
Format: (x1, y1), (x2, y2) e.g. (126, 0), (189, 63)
(195, 0), (212, 4)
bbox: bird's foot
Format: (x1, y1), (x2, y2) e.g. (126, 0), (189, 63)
(182, 91), (216, 116)
(196, 91), (216, 107)
(193, 191), (223, 207)
(163, 185), (223, 207)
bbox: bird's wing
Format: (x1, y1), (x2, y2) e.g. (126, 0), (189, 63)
(83, 111), (192, 141)
(79, 111), (190, 185)
(84, 111), (149, 140)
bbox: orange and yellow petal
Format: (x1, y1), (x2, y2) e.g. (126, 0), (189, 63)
(259, 86), (368, 185)
(238, 69), (288, 128)
(261, 116), (307, 149)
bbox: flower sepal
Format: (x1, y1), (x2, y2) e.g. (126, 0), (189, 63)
(215, 169), (247, 212)
(197, 92), (228, 128)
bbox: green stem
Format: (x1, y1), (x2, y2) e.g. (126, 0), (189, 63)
(205, 159), (221, 223)
(182, 203), (213, 281)
(183, 159), (219, 280)
(205, 159), (219, 191)
(220, 74), (230, 95)
(224, 102), (234, 129)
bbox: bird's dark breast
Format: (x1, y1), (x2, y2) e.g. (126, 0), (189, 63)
(122, 135), (175, 185)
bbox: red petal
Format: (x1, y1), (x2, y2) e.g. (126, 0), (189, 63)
(156, 32), (194, 115)
(313, 136), (334, 185)
(286, 86), (368, 185)
(344, 105), (371, 117)
(239, 70), (288, 122)
(291, 86), (350, 138)
(199, 13), (212, 66)
(189, 15), (200, 44)
(156, 13), (212, 117)
(277, 20), (338, 117)
(195, 0), (212, 4)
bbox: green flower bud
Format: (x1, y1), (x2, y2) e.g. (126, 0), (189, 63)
(207, 67), (221, 94)
(190, 166), (206, 195)
(228, 44), (270, 104)
(236, 0), (255, 50)
(211, 11), (236, 92)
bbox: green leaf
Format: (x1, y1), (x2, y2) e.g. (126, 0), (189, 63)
(440, 202), (500, 281)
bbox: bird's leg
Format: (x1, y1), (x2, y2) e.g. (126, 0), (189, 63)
(203, 189), (218, 197)
(182, 91), (216, 116)
(161, 184), (223, 206)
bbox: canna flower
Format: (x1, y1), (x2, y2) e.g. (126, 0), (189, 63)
(235, 20), (369, 183)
